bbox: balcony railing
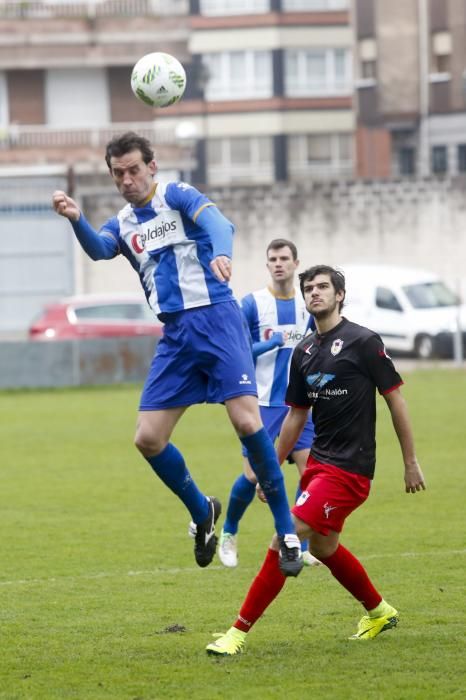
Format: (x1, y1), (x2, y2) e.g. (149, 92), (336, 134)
(0, 122), (179, 150)
(0, 0), (188, 19)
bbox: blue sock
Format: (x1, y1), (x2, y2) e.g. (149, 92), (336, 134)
(240, 428), (295, 536)
(145, 443), (209, 524)
(223, 474), (256, 535)
(295, 484), (309, 552)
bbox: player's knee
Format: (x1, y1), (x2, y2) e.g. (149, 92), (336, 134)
(232, 414), (262, 437)
(134, 428), (166, 457)
(309, 537), (337, 560)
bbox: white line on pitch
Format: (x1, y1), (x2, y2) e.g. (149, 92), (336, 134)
(1, 549), (465, 588)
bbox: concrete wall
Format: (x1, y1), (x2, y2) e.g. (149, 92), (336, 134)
(0, 337), (157, 390)
(78, 177), (466, 302)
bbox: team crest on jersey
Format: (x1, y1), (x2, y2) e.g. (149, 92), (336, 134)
(330, 339), (344, 356)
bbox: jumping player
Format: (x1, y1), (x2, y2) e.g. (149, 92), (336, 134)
(52, 131), (302, 577)
(206, 264), (425, 654)
(213, 239), (319, 568)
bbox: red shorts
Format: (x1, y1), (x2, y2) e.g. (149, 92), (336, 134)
(291, 456), (371, 536)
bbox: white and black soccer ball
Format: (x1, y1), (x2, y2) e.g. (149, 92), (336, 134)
(130, 52), (186, 108)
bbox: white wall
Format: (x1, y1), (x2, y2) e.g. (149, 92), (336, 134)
(80, 177), (466, 304)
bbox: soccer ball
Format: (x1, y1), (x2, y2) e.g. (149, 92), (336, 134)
(130, 52), (186, 108)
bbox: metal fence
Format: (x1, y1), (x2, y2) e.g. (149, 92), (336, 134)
(0, 122), (179, 152)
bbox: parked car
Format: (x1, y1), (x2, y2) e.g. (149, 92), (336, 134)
(29, 294), (164, 341)
(340, 264), (466, 359)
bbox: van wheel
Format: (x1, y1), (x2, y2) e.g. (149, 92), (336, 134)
(414, 334), (434, 359)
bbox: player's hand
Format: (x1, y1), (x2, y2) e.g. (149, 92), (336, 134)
(271, 331), (286, 347)
(255, 483), (267, 503)
(52, 190), (81, 222)
(210, 255), (232, 283)
(404, 460), (426, 493)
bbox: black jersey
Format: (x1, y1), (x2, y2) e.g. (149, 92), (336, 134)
(286, 317), (403, 478)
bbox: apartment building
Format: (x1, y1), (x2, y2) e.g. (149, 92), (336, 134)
(0, 0), (354, 185)
(189, 0), (354, 185)
(0, 0), (192, 179)
(354, 0), (466, 178)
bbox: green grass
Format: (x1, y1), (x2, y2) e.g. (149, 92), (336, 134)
(0, 370), (465, 700)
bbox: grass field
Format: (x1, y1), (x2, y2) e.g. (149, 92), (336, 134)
(1, 369), (465, 700)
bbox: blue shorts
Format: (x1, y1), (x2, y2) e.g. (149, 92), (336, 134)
(241, 405), (315, 461)
(140, 300), (257, 410)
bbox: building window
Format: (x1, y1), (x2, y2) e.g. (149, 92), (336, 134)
(361, 60), (377, 80)
(45, 68), (110, 126)
(203, 51), (273, 101)
(433, 53), (450, 74)
(207, 136), (274, 184)
(457, 144), (466, 173)
(431, 145), (448, 174)
(285, 48), (352, 96)
(200, 0), (268, 15)
(283, 0), (349, 9)
(288, 132), (353, 179)
(399, 147), (415, 175)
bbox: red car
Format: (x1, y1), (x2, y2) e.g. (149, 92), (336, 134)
(29, 294), (164, 341)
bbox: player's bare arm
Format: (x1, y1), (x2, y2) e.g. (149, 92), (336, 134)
(52, 190), (81, 222)
(383, 388), (426, 493)
(276, 406), (309, 465)
(210, 255), (232, 283)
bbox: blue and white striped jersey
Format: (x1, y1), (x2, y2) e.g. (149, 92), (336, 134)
(241, 287), (312, 407)
(100, 181), (234, 317)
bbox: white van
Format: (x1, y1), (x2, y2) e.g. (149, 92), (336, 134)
(339, 264), (466, 359)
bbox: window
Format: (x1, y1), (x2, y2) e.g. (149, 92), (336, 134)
(431, 145), (448, 174)
(203, 51), (273, 101)
(288, 133), (353, 178)
(433, 54), (450, 74)
(283, 0), (349, 9)
(399, 147), (416, 175)
(200, 0), (268, 15)
(45, 68), (110, 126)
(375, 288), (403, 312)
(403, 282), (458, 309)
(361, 60), (377, 80)
(285, 48), (352, 96)
(73, 303), (152, 322)
(458, 144), (466, 173)
(207, 136), (274, 184)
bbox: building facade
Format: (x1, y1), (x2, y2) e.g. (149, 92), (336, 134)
(354, 0), (466, 178)
(0, 0), (193, 180)
(0, 0), (354, 186)
(185, 0), (354, 185)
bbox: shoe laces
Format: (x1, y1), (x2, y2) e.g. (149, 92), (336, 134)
(280, 534), (301, 559)
(221, 533), (236, 552)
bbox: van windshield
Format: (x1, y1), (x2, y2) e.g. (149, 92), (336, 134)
(403, 282), (459, 309)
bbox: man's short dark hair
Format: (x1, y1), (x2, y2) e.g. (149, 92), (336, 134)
(105, 131), (154, 169)
(266, 238), (298, 261)
(299, 264), (346, 310)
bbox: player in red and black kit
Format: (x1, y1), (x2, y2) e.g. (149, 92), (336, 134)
(206, 264), (426, 655)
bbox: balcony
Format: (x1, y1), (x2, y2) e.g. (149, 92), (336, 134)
(0, 122), (195, 176)
(0, 2), (190, 69)
(0, 0), (188, 20)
